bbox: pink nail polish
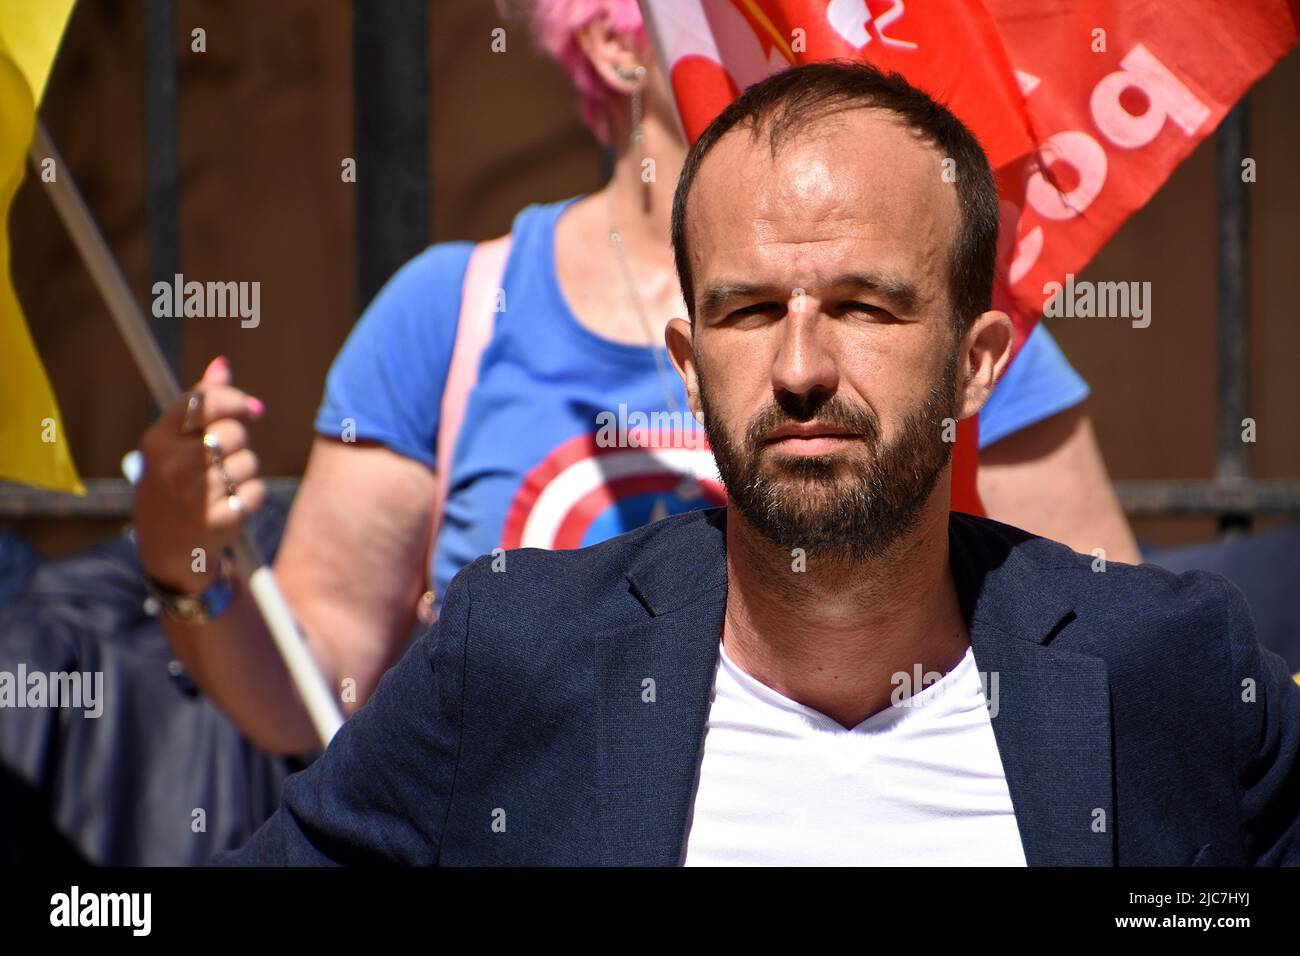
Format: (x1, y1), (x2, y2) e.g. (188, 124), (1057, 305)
(247, 396), (266, 418)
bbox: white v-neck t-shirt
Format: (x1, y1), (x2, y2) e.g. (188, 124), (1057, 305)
(682, 641), (1028, 866)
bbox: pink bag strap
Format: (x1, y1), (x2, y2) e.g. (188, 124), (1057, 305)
(433, 234), (512, 540)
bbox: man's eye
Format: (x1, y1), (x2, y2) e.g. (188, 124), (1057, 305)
(843, 302), (894, 320)
(729, 302), (781, 318)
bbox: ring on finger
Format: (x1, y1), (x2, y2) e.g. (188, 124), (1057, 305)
(202, 432), (224, 463)
(202, 432), (238, 496)
(213, 460), (239, 496)
(180, 393), (203, 435)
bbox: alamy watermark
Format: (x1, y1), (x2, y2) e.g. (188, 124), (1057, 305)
(891, 663), (1000, 718)
(595, 404), (708, 449)
(50, 886), (150, 936)
(1042, 272), (1151, 328)
(152, 272), (260, 328)
(0, 665), (103, 718)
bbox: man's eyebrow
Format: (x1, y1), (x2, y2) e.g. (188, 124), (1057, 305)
(698, 281), (777, 317)
(835, 272), (920, 313)
(697, 272), (921, 317)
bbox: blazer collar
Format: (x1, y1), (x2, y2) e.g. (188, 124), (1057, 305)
(594, 508), (1115, 866)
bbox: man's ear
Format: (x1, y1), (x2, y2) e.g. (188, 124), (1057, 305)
(956, 310), (1015, 420)
(665, 317), (704, 424)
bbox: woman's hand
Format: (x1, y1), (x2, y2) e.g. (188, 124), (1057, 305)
(133, 356), (267, 593)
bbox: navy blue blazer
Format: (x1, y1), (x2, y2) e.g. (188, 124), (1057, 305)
(215, 508), (1300, 866)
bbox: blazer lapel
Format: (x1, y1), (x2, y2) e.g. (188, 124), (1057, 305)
(970, 632), (1115, 865)
(594, 511), (729, 866)
(951, 515), (1116, 866)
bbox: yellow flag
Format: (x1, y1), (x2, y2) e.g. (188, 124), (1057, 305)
(0, 0), (82, 493)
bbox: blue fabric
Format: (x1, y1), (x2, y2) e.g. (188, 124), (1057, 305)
(315, 241), (473, 471)
(315, 196), (1091, 596)
(214, 507), (1300, 866)
(978, 321), (1091, 448)
(1, 508), (301, 865)
(1143, 523), (1300, 673)
(0, 532), (41, 610)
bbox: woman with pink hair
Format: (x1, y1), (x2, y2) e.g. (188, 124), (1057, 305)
(130, 0), (1136, 756)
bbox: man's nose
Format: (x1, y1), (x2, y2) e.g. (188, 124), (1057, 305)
(770, 302), (839, 401)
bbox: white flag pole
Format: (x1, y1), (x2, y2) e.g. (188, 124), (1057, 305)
(28, 120), (344, 748)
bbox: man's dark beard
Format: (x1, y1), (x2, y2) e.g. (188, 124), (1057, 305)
(700, 345), (960, 562)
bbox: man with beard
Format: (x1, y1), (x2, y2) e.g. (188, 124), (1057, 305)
(217, 62), (1300, 867)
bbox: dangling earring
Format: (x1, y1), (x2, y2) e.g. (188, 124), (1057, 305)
(616, 64), (650, 214)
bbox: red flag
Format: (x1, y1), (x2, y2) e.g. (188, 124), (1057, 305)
(640, 0), (1297, 516)
(987, 0), (1297, 337)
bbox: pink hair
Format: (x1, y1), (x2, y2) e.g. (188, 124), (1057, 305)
(500, 0), (648, 147)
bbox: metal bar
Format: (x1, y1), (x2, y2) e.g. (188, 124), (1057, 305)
(1215, 98), (1252, 533)
(352, 0), (428, 310)
(1114, 480), (1300, 517)
(0, 478), (300, 519)
(144, 0), (180, 387)
(8, 479), (1300, 521)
